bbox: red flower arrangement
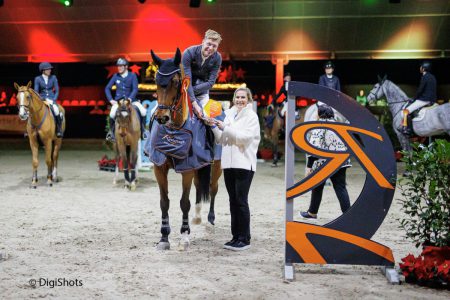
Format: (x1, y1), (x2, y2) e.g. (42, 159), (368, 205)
(400, 246), (450, 288)
(97, 155), (120, 172)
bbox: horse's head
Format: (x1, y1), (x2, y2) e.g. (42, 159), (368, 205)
(367, 75), (387, 105)
(14, 81), (33, 120)
(116, 98), (132, 136)
(150, 48), (182, 125)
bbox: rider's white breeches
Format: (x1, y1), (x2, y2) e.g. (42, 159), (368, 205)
(110, 101), (147, 119)
(406, 99), (430, 114)
(45, 99), (60, 116)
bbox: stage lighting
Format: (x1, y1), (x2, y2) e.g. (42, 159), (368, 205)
(63, 0), (73, 7)
(389, 0), (400, 3)
(207, 0), (216, 3)
(189, 0), (201, 8)
(0, 0), (4, 7)
(138, 0), (146, 3)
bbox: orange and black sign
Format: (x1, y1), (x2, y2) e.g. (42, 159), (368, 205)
(286, 82), (396, 266)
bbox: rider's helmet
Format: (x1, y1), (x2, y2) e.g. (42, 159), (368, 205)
(324, 61), (335, 69)
(39, 62), (53, 72)
(420, 61), (432, 72)
(116, 58), (129, 66)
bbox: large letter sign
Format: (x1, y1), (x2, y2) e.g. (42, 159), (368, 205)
(284, 82), (397, 279)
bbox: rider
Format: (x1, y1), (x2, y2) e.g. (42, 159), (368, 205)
(34, 62), (63, 137)
(105, 58), (146, 141)
(182, 29), (222, 117)
(401, 61), (437, 135)
(272, 72), (291, 108)
(319, 61), (340, 91)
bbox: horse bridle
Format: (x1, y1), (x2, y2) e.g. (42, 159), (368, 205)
(368, 80), (410, 118)
(17, 89), (46, 128)
(155, 69), (183, 118)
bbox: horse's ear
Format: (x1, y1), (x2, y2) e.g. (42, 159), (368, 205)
(150, 50), (163, 66)
(377, 75), (382, 84)
(26, 81), (32, 89)
(382, 74), (387, 83)
(14, 82), (20, 90)
(174, 48), (181, 66)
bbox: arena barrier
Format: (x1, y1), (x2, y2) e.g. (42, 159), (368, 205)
(284, 82), (399, 283)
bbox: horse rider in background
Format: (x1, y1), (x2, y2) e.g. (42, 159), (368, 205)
(34, 62), (63, 138)
(401, 61), (437, 135)
(105, 58), (147, 142)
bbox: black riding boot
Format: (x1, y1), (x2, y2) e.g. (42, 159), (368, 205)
(106, 117), (116, 142)
(140, 117), (147, 140)
(55, 114), (63, 138)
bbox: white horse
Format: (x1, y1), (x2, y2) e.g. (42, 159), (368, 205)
(367, 78), (450, 152)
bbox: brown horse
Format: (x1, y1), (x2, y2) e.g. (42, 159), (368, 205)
(113, 98), (141, 191)
(14, 81), (65, 188)
(150, 48), (222, 250)
(263, 104), (284, 167)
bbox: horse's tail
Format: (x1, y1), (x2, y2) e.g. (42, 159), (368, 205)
(197, 164), (211, 203)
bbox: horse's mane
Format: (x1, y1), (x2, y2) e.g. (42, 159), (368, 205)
(384, 80), (408, 100)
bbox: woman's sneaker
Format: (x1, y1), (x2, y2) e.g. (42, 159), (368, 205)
(223, 239), (238, 250)
(227, 240), (251, 251)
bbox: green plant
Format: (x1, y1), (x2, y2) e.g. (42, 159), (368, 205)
(399, 139), (450, 248)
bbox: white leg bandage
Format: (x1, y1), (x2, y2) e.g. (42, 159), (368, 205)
(109, 103), (118, 119)
(132, 101), (147, 117)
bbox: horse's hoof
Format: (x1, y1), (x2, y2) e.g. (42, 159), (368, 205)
(130, 183), (136, 191)
(156, 242), (170, 251)
(30, 185), (37, 189)
(191, 217), (202, 225)
(47, 182), (53, 187)
(207, 212), (215, 225)
(177, 234), (190, 251)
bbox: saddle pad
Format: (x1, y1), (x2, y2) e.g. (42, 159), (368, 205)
(153, 125), (192, 159)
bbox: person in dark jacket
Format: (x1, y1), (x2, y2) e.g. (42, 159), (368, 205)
(318, 61), (340, 91)
(182, 29), (222, 118)
(272, 72), (291, 107)
(34, 62), (63, 137)
(105, 58), (146, 141)
(401, 61), (437, 135)
(300, 105), (351, 219)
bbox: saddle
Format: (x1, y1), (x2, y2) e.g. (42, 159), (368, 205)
(400, 103), (436, 136)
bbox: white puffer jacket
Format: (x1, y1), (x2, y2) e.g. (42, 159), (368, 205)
(212, 104), (261, 171)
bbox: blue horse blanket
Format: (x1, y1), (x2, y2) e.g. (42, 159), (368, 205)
(143, 112), (223, 173)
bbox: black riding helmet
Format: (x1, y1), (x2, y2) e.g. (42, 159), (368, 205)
(318, 105), (335, 119)
(420, 61), (432, 72)
(324, 61), (335, 69)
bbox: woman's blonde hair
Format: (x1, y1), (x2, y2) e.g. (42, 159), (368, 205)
(233, 86), (253, 104)
(204, 29), (222, 44)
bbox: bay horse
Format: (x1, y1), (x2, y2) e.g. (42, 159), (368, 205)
(263, 104), (284, 167)
(367, 78), (450, 152)
(14, 81), (65, 188)
(150, 48), (222, 250)
(113, 98), (141, 191)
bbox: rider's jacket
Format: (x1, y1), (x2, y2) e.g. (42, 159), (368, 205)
(182, 45), (222, 104)
(34, 75), (59, 101)
(105, 72), (139, 102)
(414, 72), (436, 103)
(319, 74), (341, 91)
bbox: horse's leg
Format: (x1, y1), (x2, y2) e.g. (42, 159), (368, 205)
(52, 138), (62, 182)
(29, 133), (39, 188)
(154, 165), (171, 250)
(113, 144), (119, 185)
(208, 160), (222, 226)
(129, 143), (138, 191)
(271, 125), (279, 167)
(122, 145), (130, 188)
(191, 171), (202, 225)
(43, 139), (53, 187)
(178, 171), (194, 251)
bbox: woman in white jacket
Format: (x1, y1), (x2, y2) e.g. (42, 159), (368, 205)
(207, 87), (260, 251)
